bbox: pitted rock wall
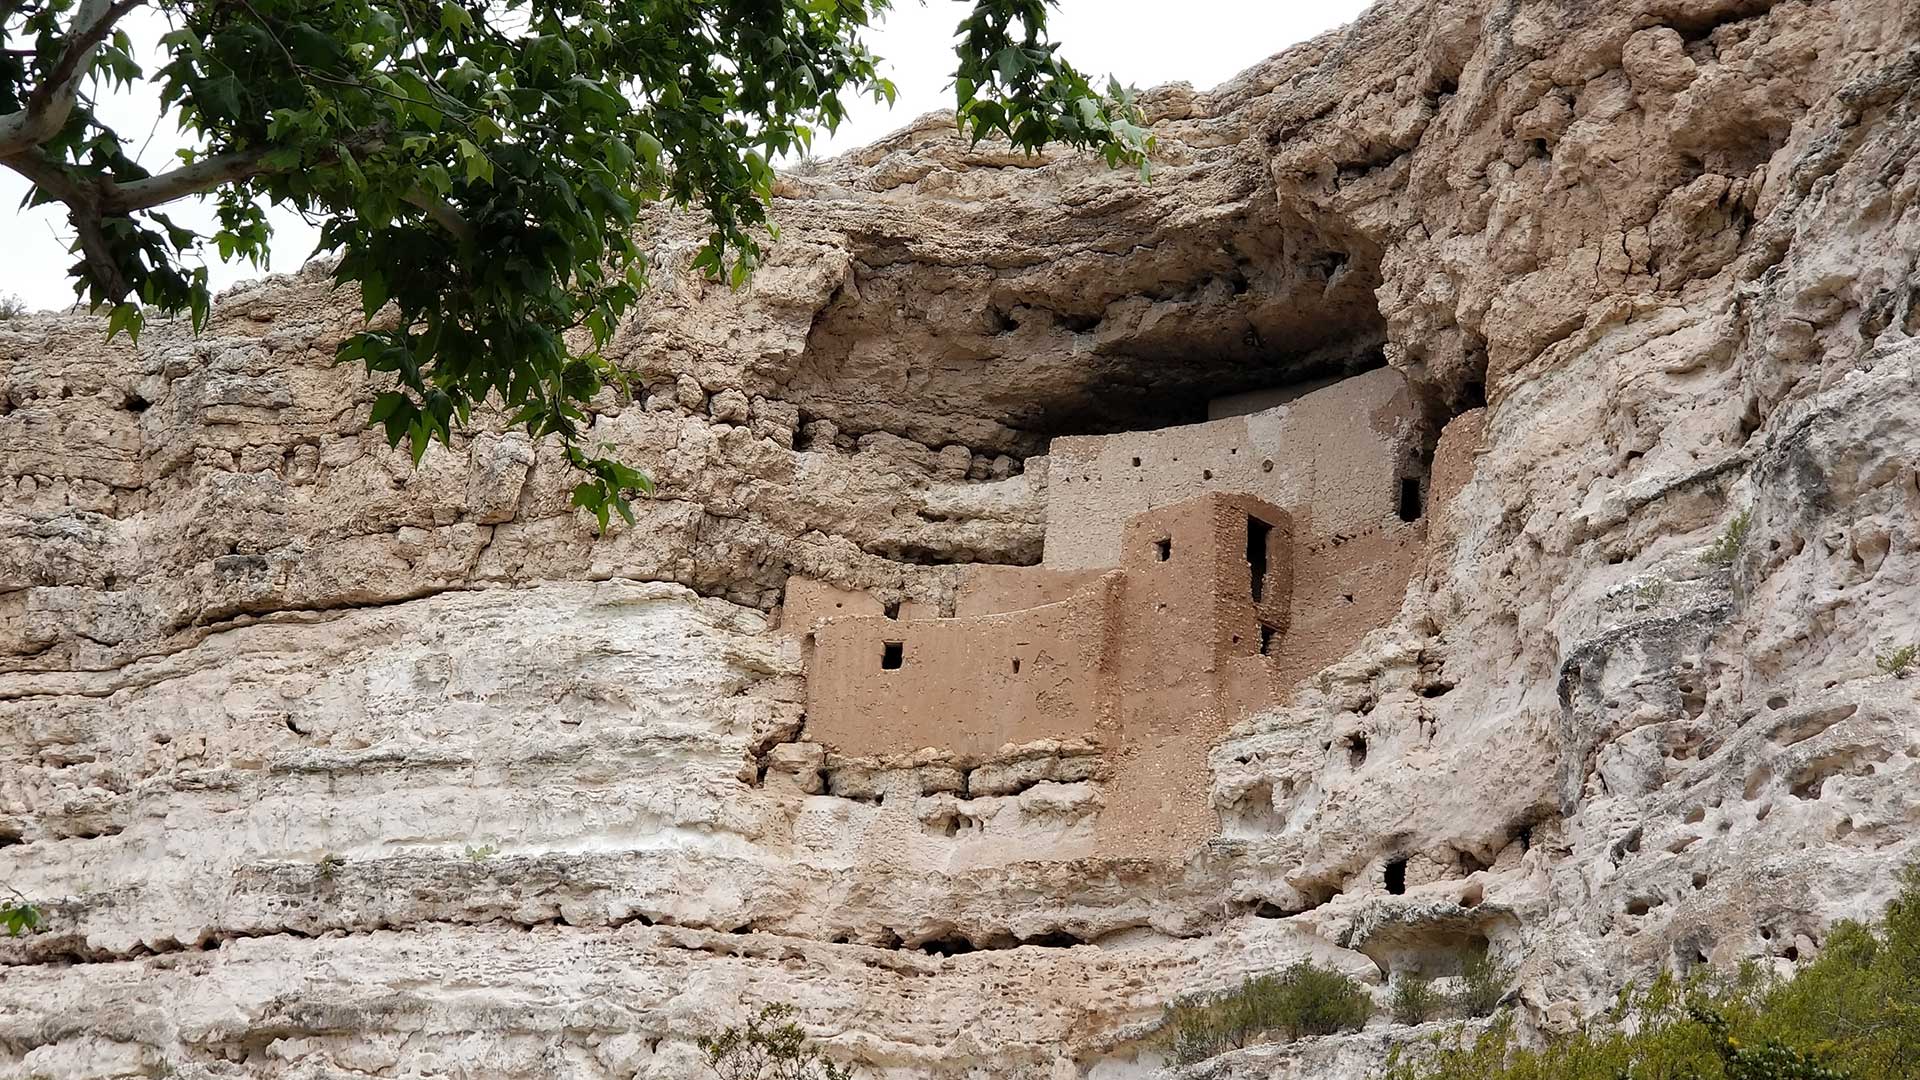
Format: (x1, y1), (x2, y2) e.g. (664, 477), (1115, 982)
(4, 0), (1920, 1077)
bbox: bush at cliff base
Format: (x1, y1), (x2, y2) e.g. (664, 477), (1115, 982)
(1382, 866), (1920, 1080)
(1161, 961), (1374, 1064)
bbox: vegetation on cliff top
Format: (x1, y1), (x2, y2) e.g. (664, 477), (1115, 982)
(0, 0), (1152, 526)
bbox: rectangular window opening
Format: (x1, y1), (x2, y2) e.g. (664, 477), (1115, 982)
(1398, 477), (1425, 522)
(1011, 657), (1022, 674)
(1246, 516), (1273, 601)
(1259, 623), (1279, 656)
(881, 641), (904, 669)
(1154, 537), (1172, 562)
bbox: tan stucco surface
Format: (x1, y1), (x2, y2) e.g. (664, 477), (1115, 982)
(1043, 366), (1421, 569)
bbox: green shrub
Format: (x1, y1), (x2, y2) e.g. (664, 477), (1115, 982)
(700, 1003), (853, 1080)
(1703, 509), (1754, 567)
(1159, 961), (1373, 1064)
(1453, 952), (1510, 1019)
(1392, 975), (1443, 1025)
(1383, 865), (1920, 1080)
(1876, 644), (1916, 679)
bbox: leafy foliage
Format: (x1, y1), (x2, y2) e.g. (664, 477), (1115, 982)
(1384, 866), (1920, 1080)
(1703, 509), (1754, 567)
(2, 0), (1152, 526)
(1, 893), (41, 936)
(1158, 961), (1374, 1065)
(699, 1003), (853, 1080)
(1453, 951), (1510, 1019)
(1392, 974), (1443, 1025)
(1875, 643), (1916, 679)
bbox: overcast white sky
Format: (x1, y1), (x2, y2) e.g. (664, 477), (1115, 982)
(0, 1), (1373, 312)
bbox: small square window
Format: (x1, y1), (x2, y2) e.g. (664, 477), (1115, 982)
(1154, 538), (1172, 562)
(881, 641), (904, 669)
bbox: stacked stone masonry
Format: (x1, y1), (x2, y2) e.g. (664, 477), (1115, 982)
(789, 370), (1433, 854)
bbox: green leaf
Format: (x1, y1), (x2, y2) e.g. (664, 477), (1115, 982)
(361, 271), (389, 318)
(368, 391), (409, 424)
(105, 303), (143, 343)
(438, 1), (474, 35)
(456, 140), (494, 186)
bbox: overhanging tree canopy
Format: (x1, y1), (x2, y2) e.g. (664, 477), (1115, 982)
(0, 0), (1152, 526)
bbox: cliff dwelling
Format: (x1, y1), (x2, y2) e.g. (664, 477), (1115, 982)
(10, 0), (1920, 1074)
(785, 366), (1481, 854)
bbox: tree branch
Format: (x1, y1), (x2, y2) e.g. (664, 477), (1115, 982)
(102, 148), (276, 212)
(0, 0), (147, 158)
(402, 188), (476, 244)
(1, 149), (131, 301)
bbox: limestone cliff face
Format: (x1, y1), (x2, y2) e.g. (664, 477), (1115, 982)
(4, 0), (1920, 1076)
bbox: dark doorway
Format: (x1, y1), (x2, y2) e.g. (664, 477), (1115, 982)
(1247, 516), (1273, 601)
(1398, 477), (1424, 522)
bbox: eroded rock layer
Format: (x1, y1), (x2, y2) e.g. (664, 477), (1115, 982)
(4, 0), (1920, 1076)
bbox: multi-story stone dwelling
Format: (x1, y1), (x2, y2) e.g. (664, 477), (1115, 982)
(784, 366), (1486, 854)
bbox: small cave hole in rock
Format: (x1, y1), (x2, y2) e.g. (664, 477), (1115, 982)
(1385, 857), (1408, 895)
(1419, 681), (1454, 699)
(1626, 897), (1661, 917)
(1398, 477), (1425, 522)
(1247, 516), (1273, 600)
(1346, 734), (1368, 769)
(918, 936), (977, 957)
(1155, 537), (1172, 562)
(1693, 872), (1710, 890)
(1132, 456), (1142, 467)
(881, 641), (904, 670)
(124, 392), (151, 413)
(1021, 930), (1086, 949)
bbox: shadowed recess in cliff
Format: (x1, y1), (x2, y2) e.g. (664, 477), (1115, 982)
(780, 206), (1391, 456)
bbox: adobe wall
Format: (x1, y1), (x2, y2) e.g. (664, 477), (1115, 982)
(954, 564), (1112, 618)
(1205, 373), (1346, 419)
(795, 493), (1300, 859)
(1112, 494), (1293, 738)
(1270, 521), (1426, 688)
(784, 577), (886, 631)
(801, 575), (1121, 760)
(1042, 366), (1422, 569)
(1428, 408), (1487, 528)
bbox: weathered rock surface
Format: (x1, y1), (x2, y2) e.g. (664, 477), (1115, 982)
(4, 0), (1920, 1076)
